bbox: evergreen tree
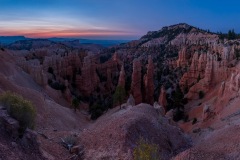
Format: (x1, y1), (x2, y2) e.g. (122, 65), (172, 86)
(228, 29), (236, 40)
(71, 98), (80, 112)
(113, 86), (126, 109)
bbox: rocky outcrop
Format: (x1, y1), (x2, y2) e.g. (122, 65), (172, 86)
(43, 51), (83, 80)
(76, 55), (99, 96)
(131, 58), (142, 104)
(79, 104), (191, 160)
(17, 58), (48, 86)
(0, 106), (19, 139)
(218, 81), (226, 97)
(117, 65), (125, 88)
(97, 57), (121, 92)
(63, 80), (72, 102)
(153, 102), (165, 116)
(177, 47), (189, 67)
(202, 104), (215, 122)
(127, 94), (135, 106)
(185, 44), (237, 99)
(170, 25), (219, 46)
(158, 86), (167, 113)
(179, 51), (207, 91)
(144, 56), (154, 105)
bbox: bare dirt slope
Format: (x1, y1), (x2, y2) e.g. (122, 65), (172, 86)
(0, 50), (89, 131)
(0, 50), (90, 159)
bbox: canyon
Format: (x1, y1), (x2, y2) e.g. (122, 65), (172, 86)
(1, 23), (240, 159)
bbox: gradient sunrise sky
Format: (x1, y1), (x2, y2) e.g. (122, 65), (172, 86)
(1, 0), (240, 40)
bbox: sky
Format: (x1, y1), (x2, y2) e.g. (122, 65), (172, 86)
(0, 0), (240, 40)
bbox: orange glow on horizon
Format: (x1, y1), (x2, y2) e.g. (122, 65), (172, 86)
(0, 28), (138, 38)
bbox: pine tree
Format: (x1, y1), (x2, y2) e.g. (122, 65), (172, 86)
(113, 86), (126, 109)
(71, 98), (80, 112)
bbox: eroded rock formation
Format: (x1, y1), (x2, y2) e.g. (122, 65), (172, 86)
(158, 86), (167, 112)
(76, 55), (99, 96)
(117, 65), (125, 88)
(177, 47), (189, 67)
(181, 44), (237, 99)
(131, 58), (142, 104)
(144, 56), (154, 105)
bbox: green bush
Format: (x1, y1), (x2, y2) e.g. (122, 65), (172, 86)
(0, 92), (36, 134)
(133, 137), (160, 160)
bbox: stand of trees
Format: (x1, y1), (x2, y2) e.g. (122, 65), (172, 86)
(218, 29), (240, 40)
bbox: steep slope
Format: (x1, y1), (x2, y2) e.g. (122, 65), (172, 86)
(79, 103), (191, 160)
(0, 49), (89, 131)
(0, 49), (90, 159)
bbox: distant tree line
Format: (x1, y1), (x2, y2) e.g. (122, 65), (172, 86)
(217, 29), (240, 40)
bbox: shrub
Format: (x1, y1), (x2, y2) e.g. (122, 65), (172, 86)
(173, 108), (184, 122)
(48, 79), (52, 85)
(184, 115), (189, 122)
(183, 86), (189, 94)
(89, 103), (104, 120)
(0, 92), (36, 134)
(48, 67), (54, 74)
(198, 91), (205, 99)
(49, 82), (66, 92)
(192, 118), (197, 125)
(182, 98), (188, 105)
(197, 74), (201, 82)
(61, 135), (77, 150)
(133, 137), (160, 160)
(235, 49), (240, 60)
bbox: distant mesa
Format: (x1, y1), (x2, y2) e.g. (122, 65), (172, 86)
(0, 36), (28, 45)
